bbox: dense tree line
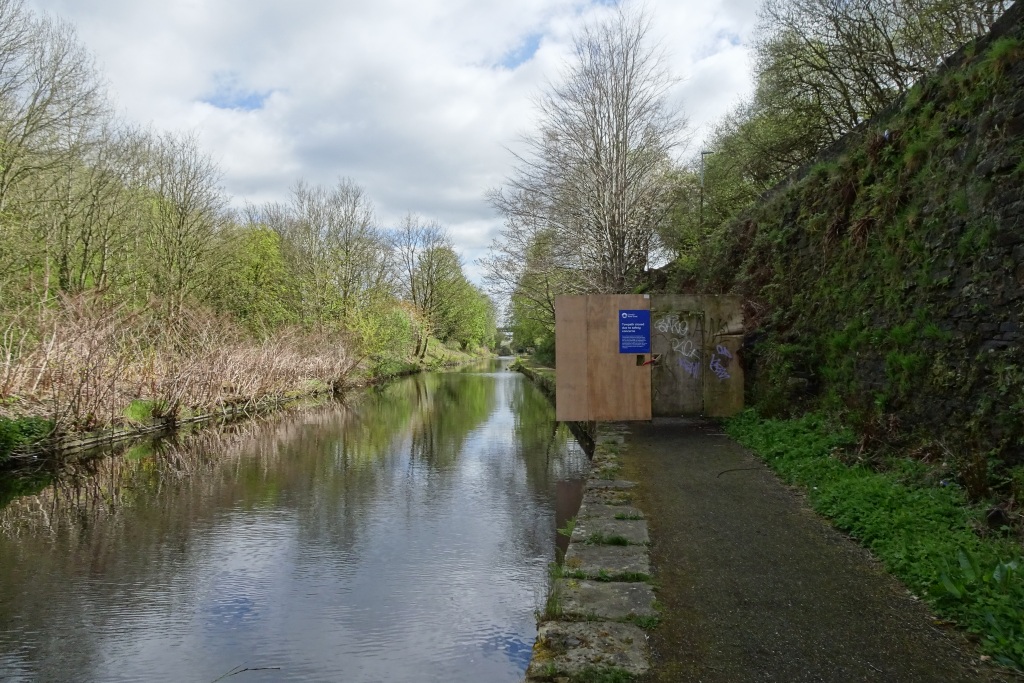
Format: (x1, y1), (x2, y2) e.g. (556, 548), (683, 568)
(0, 0), (495, 437)
(665, 0), (1013, 261)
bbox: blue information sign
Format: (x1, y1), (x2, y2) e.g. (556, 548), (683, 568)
(618, 309), (651, 354)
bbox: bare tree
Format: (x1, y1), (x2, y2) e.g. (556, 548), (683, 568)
(257, 178), (392, 329)
(487, 6), (685, 295)
(142, 131), (226, 318)
(0, 0), (109, 305)
(755, 0), (1013, 142)
(392, 214), (461, 358)
(27, 120), (149, 298)
(0, 2), (106, 214)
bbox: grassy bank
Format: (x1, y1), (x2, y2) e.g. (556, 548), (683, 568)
(726, 410), (1024, 670)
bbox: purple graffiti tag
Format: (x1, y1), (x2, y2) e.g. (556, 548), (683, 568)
(709, 354), (731, 381)
(716, 345), (733, 359)
(679, 357), (701, 380)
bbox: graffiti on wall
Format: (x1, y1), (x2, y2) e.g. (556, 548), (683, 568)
(656, 313), (702, 381)
(656, 313), (736, 384)
(709, 345), (733, 381)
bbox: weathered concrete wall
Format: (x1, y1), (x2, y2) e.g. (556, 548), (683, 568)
(683, 2), (1024, 476)
(650, 294), (744, 418)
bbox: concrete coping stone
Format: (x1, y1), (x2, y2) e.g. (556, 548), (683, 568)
(571, 517), (649, 545)
(582, 489), (633, 507)
(579, 503), (645, 521)
(556, 579), (658, 621)
(526, 621), (650, 680)
(565, 543), (651, 580)
(585, 479), (636, 490)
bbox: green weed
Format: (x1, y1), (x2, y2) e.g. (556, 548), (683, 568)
(983, 37), (1023, 76)
(726, 410), (1024, 670)
(586, 532), (631, 546)
(627, 613), (661, 629)
(0, 416), (54, 463)
(614, 512), (644, 521)
(558, 517), (577, 538)
(123, 399), (169, 423)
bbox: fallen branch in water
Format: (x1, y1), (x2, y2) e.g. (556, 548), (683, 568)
(210, 665), (283, 682)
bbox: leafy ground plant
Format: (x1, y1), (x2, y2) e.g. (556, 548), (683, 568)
(726, 410), (1024, 670)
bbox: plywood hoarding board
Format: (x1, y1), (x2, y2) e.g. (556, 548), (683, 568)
(555, 295), (652, 422)
(586, 295), (652, 422)
(555, 296), (590, 422)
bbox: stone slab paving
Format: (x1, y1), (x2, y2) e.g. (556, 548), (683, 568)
(570, 516), (649, 545)
(578, 503), (645, 520)
(581, 487), (633, 507)
(556, 579), (658, 621)
(526, 422), (655, 681)
(565, 543), (651, 579)
(526, 621), (650, 680)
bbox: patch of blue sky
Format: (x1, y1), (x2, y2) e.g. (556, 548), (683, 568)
(720, 30), (742, 46)
(500, 32), (543, 69)
(203, 88), (270, 111)
(202, 70), (270, 111)
(695, 30), (746, 60)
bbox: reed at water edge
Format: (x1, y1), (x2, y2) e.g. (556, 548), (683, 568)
(0, 293), (359, 461)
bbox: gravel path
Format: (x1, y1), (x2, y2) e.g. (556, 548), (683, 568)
(622, 418), (1015, 683)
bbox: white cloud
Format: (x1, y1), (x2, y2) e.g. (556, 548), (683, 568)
(28, 0), (760, 282)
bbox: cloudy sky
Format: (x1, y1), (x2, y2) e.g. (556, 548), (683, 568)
(27, 0), (761, 281)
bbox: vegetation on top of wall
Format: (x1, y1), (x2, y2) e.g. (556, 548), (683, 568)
(671, 1), (1024, 504)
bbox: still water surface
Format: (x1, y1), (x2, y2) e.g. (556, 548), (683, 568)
(0, 359), (588, 682)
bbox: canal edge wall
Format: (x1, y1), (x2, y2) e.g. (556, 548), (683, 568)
(514, 360), (655, 681)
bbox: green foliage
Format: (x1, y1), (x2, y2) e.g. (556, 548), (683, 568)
(585, 532), (630, 546)
(436, 280), (497, 351)
(123, 400), (169, 423)
(727, 411), (1024, 670)
(205, 226), (298, 333)
(0, 417), (55, 463)
(558, 517), (577, 538)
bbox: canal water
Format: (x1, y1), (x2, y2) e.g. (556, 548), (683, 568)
(0, 359), (589, 683)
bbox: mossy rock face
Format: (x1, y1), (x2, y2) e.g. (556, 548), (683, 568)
(670, 3), (1024, 482)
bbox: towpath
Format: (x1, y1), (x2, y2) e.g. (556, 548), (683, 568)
(622, 418), (1012, 683)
